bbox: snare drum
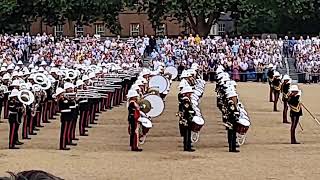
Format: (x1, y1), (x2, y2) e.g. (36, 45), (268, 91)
(139, 117), (153, 135)
(236, 118), (250, 135)
(190, 116), (205, 132)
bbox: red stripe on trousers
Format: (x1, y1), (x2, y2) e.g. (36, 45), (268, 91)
(23, 115), (27, 137)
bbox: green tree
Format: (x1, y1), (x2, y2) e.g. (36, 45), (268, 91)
(132, 0), (245, 36)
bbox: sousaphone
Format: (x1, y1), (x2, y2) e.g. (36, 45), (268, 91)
(18, 89), (35, 105)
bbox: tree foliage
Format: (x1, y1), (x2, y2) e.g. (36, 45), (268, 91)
(132, 0), (244, 36)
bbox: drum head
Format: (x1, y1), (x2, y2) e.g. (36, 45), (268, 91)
(149, 75), (168, 94)
(139, 117), (153, 128)
(192, 116), (205, 125)
(238, 118), (251, 126)
(164, 66), (178, 80)
(144, 95), (165, 118)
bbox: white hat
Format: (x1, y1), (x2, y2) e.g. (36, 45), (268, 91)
(28, 64), (34, 69)
(226, 91), (238, 98)
(180, 71), (190, 78)
(130, 84), (140, 91)
(18, 71), (23, 77)
(17, 60), (23, 65)
(10, 80), (20, 87)
(38, 67), (45, 72)
(191, 63), (200, 69)
(50, 62), (55, 67)
(64, 82), (74, 90)
(2, 62), (7, 67)
(82, 75), (89, 81)
(290, 85), (299, 92)
(178, 80), (188, 88)
(137, 77), (147, 84)
(126, 89), (139, 98)
(188, 69), (196, 76)
(9, 89), (19, 98)
(50, 67), (59, 74)
(14, 66), (20, 71)
(55, 87), (65, 96)
(273, 71), (280, 77)
(268, 64), (274, 68)
(40, 61), (47, 66)
(7, 64), (14, 70)
(2, 73), (11, 80)
(181, 85), (193, 94)
(31, 69), (37, 74)
(12, 71), (19, 77)
(0, 67), (6, 72)
(140, 69), (151, 76)
(88, 72), (95, 79)
(28, 74), (35, 79)
(157, 66), (164, 71)
(76, 80), (84, 87)
(282, 74), (290, 80)
(135, 80), (144, 86)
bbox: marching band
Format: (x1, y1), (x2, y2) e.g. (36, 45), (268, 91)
(267, 63), (304, 144)
(1, 61), (139, 150)
(216, 65), (251, 152)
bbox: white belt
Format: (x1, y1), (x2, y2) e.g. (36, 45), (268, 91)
(69, 106), (76, 109)
(79, 100), (88, 103)
(61, 109), (71, 113)
(9, 111), (18, 114)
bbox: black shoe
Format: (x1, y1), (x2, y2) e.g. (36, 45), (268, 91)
(15, 141), (24, 145)
(91, 122), (98, 125)
(80, 134), (89, 136)
(37, 125), (44, 128)
(22, 137), (31, 140)
(283, 121), (290, 124)
(68, 143), (77, 146)
(9, 146), (20, 149)
(87, 126), (92, 128)
(34, 128), (40, 131)
(132, 148), (143, 152)
(50, 117), (57, 120)
(73, 138), (79, 141)
(60, 147), (70, 151)
(85, 130), (88, 132)
(187, 148), (195, 152)
(291, 141), (301, 144)
(29, 133), (37, 135)
(229, 149), (240, 153)
(43, 121), (51, 123)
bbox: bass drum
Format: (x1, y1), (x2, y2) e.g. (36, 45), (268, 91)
(144, 94), (165, 118)
(149, 75), (168, 94)
(164, 66), (178, 80)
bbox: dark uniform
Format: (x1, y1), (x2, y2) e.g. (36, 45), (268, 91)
(272, 77), (281, 111)
(128, 100), (141, 151)
(78, 98), (89, 136)
(58, 97), (72, 150)
(180, 96), (195, 152)
(226, 99), (240, 152)
(267, 69), (274, 102)
(288, 94), (302, 144)
(8, 97), (24, 149)
(281, 82), (290, 123)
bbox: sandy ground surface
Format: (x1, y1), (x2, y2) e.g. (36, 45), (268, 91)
(0, 82), (320, 180)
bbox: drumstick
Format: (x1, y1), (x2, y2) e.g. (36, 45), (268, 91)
(298, 122), (304, 132)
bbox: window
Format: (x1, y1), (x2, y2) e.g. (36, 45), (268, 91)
(54, 25), (64, 37)
(95, 24), (105, 35)
(156, 24), (166, 36)
(130, 23), (140, 37)
(218, 23), (226, 35)
(75, 25), (84, 37)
